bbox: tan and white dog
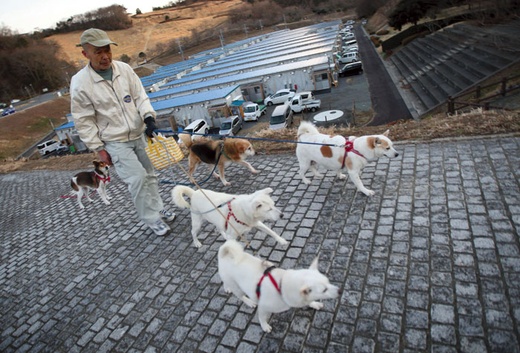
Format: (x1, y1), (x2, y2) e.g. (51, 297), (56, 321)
(179, 133), (258, 186)
(218, 239), (341, 333)
(172, 185), (287, 248)
(70, 161), (111, 209)
(296, 121), (399, 196)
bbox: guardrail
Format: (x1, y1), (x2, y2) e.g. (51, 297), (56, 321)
(446, 74), (520, 114)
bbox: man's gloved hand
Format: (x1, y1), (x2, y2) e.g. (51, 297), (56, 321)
(144, 116), (157, 138)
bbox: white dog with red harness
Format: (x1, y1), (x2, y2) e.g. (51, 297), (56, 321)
(296, 121), (399, 196)
(172, 185), (287, 248)
(218, 239), (341, 332)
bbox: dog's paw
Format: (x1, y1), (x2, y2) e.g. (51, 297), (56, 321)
(222, 181), (231, 186)
(251, 169), (260, 174)
(278, 238), (289, 246)
(260, 322), (272, 333)
(302, 178), (311, 185)
(309, 301), (323, 310)
(363, 189), (375, 196)
(242, 296), (257, 308)
(193, 240), (202, 248)
(224, 287), (232, 294)
(103, 200), (111, 205)
(338, 173), (347, 180)
(79, 204), (85, 210)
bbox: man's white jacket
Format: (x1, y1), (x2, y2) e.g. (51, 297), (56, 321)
(70, 60), (156, 152)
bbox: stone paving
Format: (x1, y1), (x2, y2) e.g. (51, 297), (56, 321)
(1, 135), (520, 352)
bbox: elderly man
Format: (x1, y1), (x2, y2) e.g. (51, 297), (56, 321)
(70, 28), (175, 236)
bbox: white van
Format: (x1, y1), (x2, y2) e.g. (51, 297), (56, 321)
(269, 103), (294, 130)
(37, 140), (68, 156)
(338, 52), (359, 64)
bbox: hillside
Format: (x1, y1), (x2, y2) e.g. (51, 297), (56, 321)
(48, 0), (245, 67)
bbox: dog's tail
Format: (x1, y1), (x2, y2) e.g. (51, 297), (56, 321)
(218, 239), (244, 264)
(172, 185), (194, 209)
(297, 121), (319, 138)
(178, 133), (193, 148)
(70, 177), (79, 192)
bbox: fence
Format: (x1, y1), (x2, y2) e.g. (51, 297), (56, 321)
(446, 74), (520, 114)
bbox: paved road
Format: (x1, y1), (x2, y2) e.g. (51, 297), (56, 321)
(353, 26), (413, 125)
(1, 136), (519, 352)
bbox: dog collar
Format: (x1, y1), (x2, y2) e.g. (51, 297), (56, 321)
(341, 137), (365, 169)
(256, 266), (281, 298)
(95, 172), (111, 183)
(219, 141), (231, 160)
(225, 200), (248, 230)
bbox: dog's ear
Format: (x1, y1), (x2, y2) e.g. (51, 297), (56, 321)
(309, 256), (319, 271)
(375, 137), (381, 146)
(300, 286), (311, 297)
(93, 160), (99, 166)
(383, 129), (390, 137)
(261, 187), (273, 195)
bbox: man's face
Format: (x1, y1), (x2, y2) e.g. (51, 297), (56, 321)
(82, 44), (112, 71)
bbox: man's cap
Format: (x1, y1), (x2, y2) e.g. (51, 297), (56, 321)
(77, 28), (118, 47)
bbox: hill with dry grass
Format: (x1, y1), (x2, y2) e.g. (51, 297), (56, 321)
(49, 0), (246, 67)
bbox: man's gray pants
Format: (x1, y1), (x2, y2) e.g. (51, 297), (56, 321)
(104, 135), (164, 225)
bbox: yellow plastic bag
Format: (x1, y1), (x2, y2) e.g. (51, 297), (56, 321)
(145, 134), (184, 170)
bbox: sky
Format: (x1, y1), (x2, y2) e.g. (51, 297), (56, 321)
(0, 1), (167, 34)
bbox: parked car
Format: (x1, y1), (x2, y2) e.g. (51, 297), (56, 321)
(37, 140), (68, 156)
(342, 32), (355, 40)
(264, 89), (296, 106)
(337, 51), (359, 64)
(338, 61), (363, 76)
(219, 115), (243, 136)
(343, 39), (357, 47)
(1, 106), (15, 116)
(183, 119), (210, 140)
(290, 93), (321, 113)
(243, 102), (267, 122)
(269, 103), (294, 130)
(342, 46), (359, 54)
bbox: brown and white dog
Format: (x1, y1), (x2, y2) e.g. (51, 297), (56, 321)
(179, 133), (258, 186)
(296, 121), (399, 196)
(70, 161), (111, 209)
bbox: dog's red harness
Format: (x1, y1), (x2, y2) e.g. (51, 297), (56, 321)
(225, 200), (248, 230)
(256, 266), (281, 298)
(95, 172), (111, 183)
(341, 138), (365, 169)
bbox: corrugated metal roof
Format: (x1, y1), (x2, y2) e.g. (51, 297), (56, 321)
(151, 85), (240, 111)
(149, 56), (330, 101)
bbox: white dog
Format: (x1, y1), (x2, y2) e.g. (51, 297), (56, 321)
(218, 239), (341, 332)
(172, 186), (288, 248)
(296, 121), (399, 195)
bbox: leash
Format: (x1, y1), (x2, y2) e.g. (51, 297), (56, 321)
(159, 137), (224, 187)
(179, 131), (350, 148)
(152, 133), (257, 252)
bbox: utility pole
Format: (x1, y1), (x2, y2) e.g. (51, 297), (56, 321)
(177, 38), (185, 61)
(219, 30), (225, 54)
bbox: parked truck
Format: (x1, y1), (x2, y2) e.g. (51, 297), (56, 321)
(243, 102), (267, 122)
(290, 92), (321, 113)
